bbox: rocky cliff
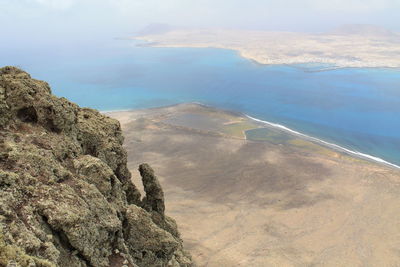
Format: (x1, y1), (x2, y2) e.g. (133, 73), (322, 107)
(0, 66), (193, 267)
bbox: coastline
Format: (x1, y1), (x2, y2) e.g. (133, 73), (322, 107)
(104, 102), (400, 170)
(132, 38), (400, 77)
(244, 115), (400, 170)
(110, 93), (400, 266)
(134, 35), (400, 70)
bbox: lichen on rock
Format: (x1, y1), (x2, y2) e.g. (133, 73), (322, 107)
(0, 66), (193, 267)
(139, 164), (165, 215)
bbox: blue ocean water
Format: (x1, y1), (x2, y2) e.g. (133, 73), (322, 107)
(1, 40), (400, 166)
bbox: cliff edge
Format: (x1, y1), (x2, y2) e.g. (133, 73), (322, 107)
(0, 66), (193, 267)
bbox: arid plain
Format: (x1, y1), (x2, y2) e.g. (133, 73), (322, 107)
(108, 104), (400, 266)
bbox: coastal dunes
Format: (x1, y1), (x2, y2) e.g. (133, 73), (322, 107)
(134, 26), (400, 69)
(109, 103), (400, 266)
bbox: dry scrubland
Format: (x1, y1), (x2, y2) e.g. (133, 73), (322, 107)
(136, 27), (400, 68)
(109, 104), (400, 266)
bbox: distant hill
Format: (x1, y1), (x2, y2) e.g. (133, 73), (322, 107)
(328, 24), (396, 36)
(136, 23), (173, 36)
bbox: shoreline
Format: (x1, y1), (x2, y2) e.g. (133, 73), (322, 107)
(113, 93), (400, 267)
(245, 115), (400, 170)
(103, 102), (400, 170)
(134, 38), (400, 70)
(132, 38), (400, 72)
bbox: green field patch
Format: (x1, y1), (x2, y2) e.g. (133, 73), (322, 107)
(222, 121), (258, 138)
(288, 138), (341, 157)
(245, 127), (294, 144)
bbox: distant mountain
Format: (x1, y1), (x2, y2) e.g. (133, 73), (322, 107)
(328, 24), (396, 37)
(136, 23), (174, 36)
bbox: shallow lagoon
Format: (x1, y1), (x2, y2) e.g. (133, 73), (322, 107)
(2, 40), (400, 165)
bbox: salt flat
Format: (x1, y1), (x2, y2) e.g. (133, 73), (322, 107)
(108, 104), (400, 266)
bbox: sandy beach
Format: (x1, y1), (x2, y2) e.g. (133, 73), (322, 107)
(107, 103), (400, 266)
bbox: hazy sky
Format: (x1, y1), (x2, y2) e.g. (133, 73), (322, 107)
(1, 0), (399, 44)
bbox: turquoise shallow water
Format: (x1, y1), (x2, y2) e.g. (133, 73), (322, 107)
(1, 40), (400, 166)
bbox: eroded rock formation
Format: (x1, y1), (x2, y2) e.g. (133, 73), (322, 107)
(0, 66), (193, 267)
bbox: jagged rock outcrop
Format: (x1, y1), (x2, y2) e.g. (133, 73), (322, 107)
(139, 164), (165, 215)
(0, 66), (193, 267)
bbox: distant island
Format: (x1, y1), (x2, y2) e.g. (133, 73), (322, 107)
(134, 24), (400, 69)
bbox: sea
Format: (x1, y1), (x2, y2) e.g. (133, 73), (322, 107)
(2, 39), (400, 167)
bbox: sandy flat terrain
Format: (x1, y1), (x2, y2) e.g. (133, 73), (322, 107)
(108, 104), (400, 266)
(135, 28), (400, 69)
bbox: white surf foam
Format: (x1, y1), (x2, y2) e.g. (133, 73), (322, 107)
(99, 102), (400, 170)
(245, 115), (400, 170)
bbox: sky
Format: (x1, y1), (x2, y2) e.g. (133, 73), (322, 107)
(0, 0), (399, 46)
